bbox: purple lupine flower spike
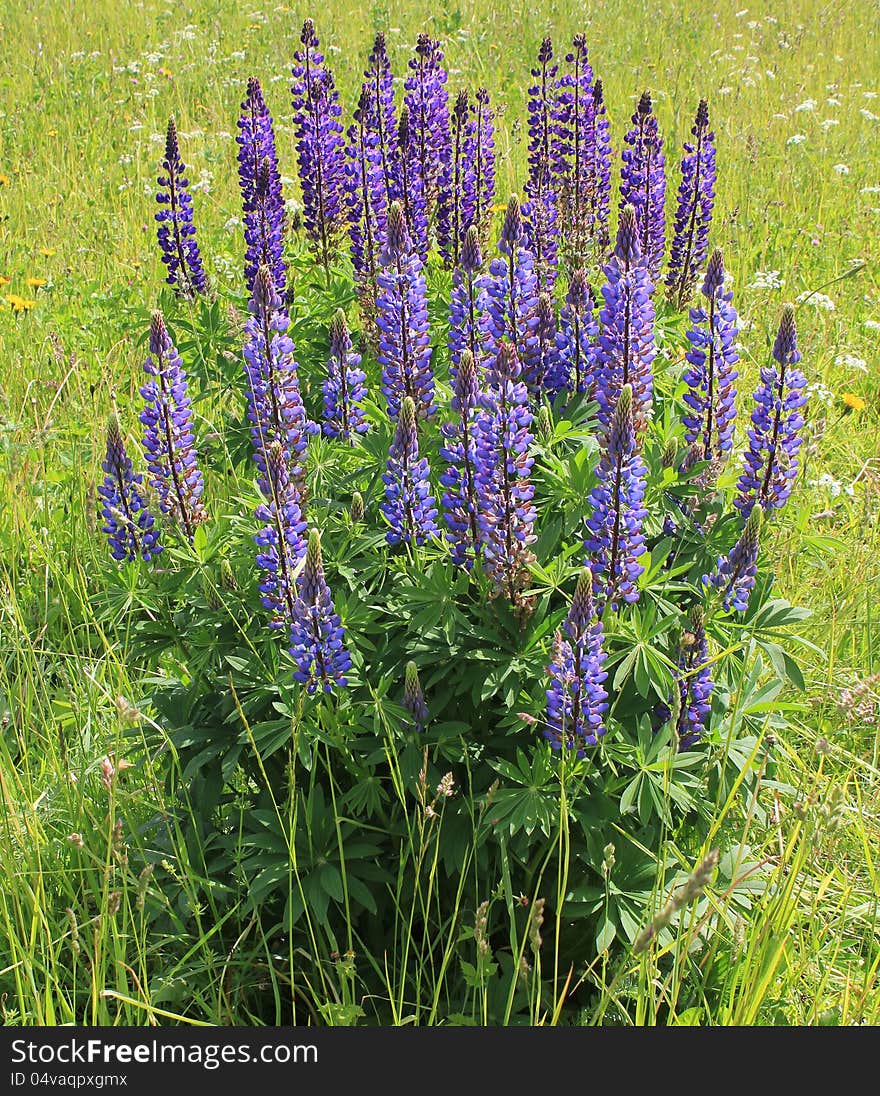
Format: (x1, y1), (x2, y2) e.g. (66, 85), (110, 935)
(237, 78), (286, 294)
(448, 225), (487, 383)
(673, 608), (713, 750)
(589, 78), (612, 248)
(544, 567), (608, 755)
(620, 91), (666, 283)
(323, 309), (368, 442)
(139, 311), (207, 542)
(522, 292), (562, 398)
(438, 89), (478, 267)
(440, 349), (482, 567)
(363, 32), (401, 206)
(403, 660), (429, 730)
(704, 507), (761, 613)
(376, 201), (436, 422)
(404, 33), (450, 231)
(475, 342), (537, 606)
(666, 99), (716, 308)
(553, 34), (595, 267)
(481, 195), (540, 371)
(345, 88), (388, 325)
(155, 118), (208, 297)
(99, 415), (161, 562)
(243, 265), (313, 493)
(254, 440), (307, 629)
(289, 528), (351, 694)
(735, 304), (808, 517)
(555, 268), (599, 399)
(683, 248), (739, 475)
(396, 105), (429, 261)
(291, 19), (347, 268)
(473, 88), (497, 244)
(595, 205), (656, 437)
(584, 384), (648, 609)
(381, 395), (439, 547)
(524, 37), (560, 292)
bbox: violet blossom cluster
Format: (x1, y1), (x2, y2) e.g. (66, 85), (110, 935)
(544, 567), (608, 755)
(322, 309), (368, 442)
(594, 206), (656, 437)
(555, 268), (599, 399)
(584, 384), (648, 609)
(361, 32), (401, 206)
(523, 37), (560, 292)
(155, 119), (208, 297)
(291, 19), (347, 267)
(735, 304), (808, 517)
(438, 90), (478, 268)
(344, 88), (388, 321)
(666, 99), (716, 308)
(440, 349), (482, 567)
(704, 508), (761, 613)
(448, 226), (487, 381)
(481, 196), (539, 373)
(589, 79), (612, 249)
(404, 33), (450, 251)
(382, 395), (439, 547)
(254, 440), (307, 628)
(139, 311), (207, 542)
(403, 660), (429, 730)
(552, 34), (596, 266)
(376, 201), (436, 422)
(289, 528), (351, 694)
(237, 77), (286, 294)
(682, 248), (739, 472)
(99, 415), (161, 563)
(620, 91), (666, 283)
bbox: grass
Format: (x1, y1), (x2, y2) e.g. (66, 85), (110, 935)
(1, 0), (879, 1026)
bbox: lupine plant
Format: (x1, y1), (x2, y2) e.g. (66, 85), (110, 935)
(155, 119), (208, 297)
(106, 23), (814, 1026)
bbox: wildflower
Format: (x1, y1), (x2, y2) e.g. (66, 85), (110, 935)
(237, 77), (286, 294)
(26, 276), (47, 288)
(786, 133), (807, 145)
(440, 349), (482, 567)
(243, 265), (312, 491)
(396, 105), (429, 263)
(344, 87), (388, 323)
(521, 292), (562, 398)
(254, 441), (307, 628)
(704, 507), (761, 613)
(403, 33), (450, 253)
(833, 163), (850, 176)
(5, 295), (37, 312)
(0, 174), (9, 185)
(436, 772), (454, 797)
(620, 91), (666, 283)
(543, 568), (609, 755)
(403, 660), (428, 729)
(589, 78), (613, 249)
(289, 528), (351, 694)
(376, 201), (436, 421)
(523, 37), (560, 292)
(139, 311), (207, 541)
(0, 275), (10, 285)
(584, 384), (648, 609)
(155, 118), (209, 297)
(552, 34), (596, 266)
(735, 304), (808, 516)
(475, 342), (537, 605)
(554, 267), (599, 399)
(360, 32), (401, 207)
(666, 99), (716, 308)
(670, 608), (713, 749)
(841, 392), (866, 412)
(594, 205), (656, 437)
(437, 89), (478, 267)
(290, 19), (347, 267)
(473, 89), (497, 243)
(682, 248), (739, 471)
(448, 225), (487, 381)
(39, 248), (57, 257)
(322, 309), (368, 441)
(796, 290), (835, 311)
(381, 395), (439, 547)
(480, 195), (540, 371)
(835, 353), (867, 372)
(748, 269), (784, 290)
(98, 414), (161, 562)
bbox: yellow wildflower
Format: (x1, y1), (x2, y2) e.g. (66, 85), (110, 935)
(0, 274), (10, 285)
(0, 173), (9, 186)
(158, 67), (173, 79)
(39, 248), (57, 257)
(842, 393), (866, 412)
(26, 276), (47, 288)
(6, 294), (36, 312)
(47, 128), (58, 137)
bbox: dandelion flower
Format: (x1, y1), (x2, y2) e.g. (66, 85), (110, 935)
(26, 277), (47, 288)
(842, 393), (866, 412)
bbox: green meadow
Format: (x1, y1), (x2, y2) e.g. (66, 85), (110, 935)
(1, 0), (879, 1025)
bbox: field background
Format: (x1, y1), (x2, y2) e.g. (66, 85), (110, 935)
(1, 0), (879, 1024)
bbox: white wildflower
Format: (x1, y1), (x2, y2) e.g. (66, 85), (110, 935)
(820, 119), (840, 129)
(860, 109), (880, 121)
(794, 99), (817, 112)
(864, 320), (880, 332)
(833, 163), (850, 175)
(796, 291), (835, 311)
(748, 270), (785, 290)
(835, 354), (867, 372)
(787, 133), (807, 145)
